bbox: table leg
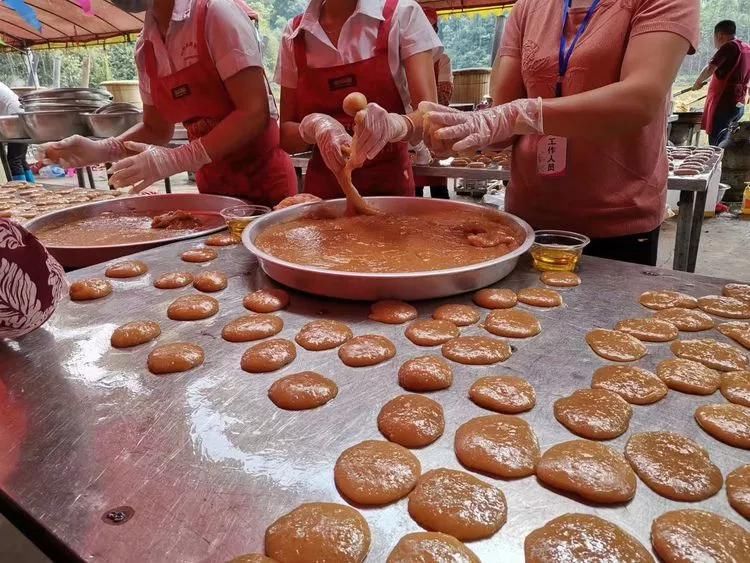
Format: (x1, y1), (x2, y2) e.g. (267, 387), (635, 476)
(86, 166), (95, 189)
(673, 189), (694, 272)
(75, 168), (85, 188)
(0, 142), (11, 181)
(687, 189), (708, 273)
(164, 176), (172, 194)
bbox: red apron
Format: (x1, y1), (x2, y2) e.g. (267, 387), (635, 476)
(292, 0), (414, 199)
(414, 60), (445, 189)
(142, 0), (296, 206)
(702, 39), (750, 135)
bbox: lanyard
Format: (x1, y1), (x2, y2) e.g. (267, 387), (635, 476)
(557, 0), (601, 97)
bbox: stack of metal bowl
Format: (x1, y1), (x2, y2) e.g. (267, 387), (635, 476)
(83, 102), (143, 138)
(18, 88), (113, 142)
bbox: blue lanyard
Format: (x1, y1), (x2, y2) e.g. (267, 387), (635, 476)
(557, 0), (601, 97)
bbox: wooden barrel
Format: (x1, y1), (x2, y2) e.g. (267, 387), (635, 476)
(452, 68), (492, 105)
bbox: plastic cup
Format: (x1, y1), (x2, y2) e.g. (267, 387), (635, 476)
(530, 230), (591, 272)
(220, 205), (270, 238)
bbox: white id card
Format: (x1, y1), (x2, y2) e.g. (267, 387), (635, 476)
(537, 135), (567, 177)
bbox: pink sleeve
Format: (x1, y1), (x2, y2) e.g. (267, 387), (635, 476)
(630, 0), (700, 54)
(497, 0), (525, 59)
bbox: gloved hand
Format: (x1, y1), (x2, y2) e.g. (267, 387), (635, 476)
(411, 141), (433, 166)
(351, 103), (410, 168)
(38, 135), (127, 168)
(300, 113), (352, 175)
(419, 98), (544, 153)
(109, 139), (211, 193)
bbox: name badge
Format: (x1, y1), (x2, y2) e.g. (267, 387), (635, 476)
(172, 84), (191, 99)
(537, 135), (567, 177)
(328, 75), (356, 91)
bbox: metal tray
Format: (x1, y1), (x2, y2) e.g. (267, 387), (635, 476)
(243, 197), (535, 301)
(25, 193), (244, 268)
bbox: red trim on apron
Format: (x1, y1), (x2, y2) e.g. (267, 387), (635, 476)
(702, 39), (750, 135)
(142, 0), (295, 206)
(292, 0), (414, 199)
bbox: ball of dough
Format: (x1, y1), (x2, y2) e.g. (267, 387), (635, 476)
(343, 92), (368, 117)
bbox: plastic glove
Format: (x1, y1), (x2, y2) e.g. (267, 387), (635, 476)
(109, 139), (211, 193)
(300, 113), (351, 175)
(351, 103), (409, 168)
(411, 141), (432, 166)
(419, 98), (543, 153)
(38, 135), (127, 168)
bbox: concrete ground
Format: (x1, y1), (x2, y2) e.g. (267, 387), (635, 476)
(2, 173), (748, 562)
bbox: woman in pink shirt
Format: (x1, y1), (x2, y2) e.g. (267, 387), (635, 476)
(423, 0), (700, 266)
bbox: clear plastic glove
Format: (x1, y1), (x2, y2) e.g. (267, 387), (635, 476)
(38, 135), (127, 168)
(109, 139), (211, 193)
(351, 103), (409, 168)
(300, 113), (352, 175)
(411, 141), (432, 166)
(419, 98), (544, 153)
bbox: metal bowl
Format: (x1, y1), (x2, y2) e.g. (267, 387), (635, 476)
(22, 101), (106, 111)
(83, 112), (143, 137)
(243, 197), (535, 301)
(26, 193), (245, 269)
(19, 110), (91, 142)
(0, 115), (28, 140)
(20, 88), (112, 103)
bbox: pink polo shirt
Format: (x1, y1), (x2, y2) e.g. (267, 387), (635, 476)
(500, 0), (699, 239)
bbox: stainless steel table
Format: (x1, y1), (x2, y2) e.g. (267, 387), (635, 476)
(0, 239), (747, 562)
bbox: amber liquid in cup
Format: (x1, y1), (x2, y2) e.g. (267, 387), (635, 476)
(531, 247), (583, 272)
(531, 230), (590, 273)
(220, 205), (271, 238)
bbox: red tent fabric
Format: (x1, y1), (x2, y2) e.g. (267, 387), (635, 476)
(0, 0), (145, 50)
(417, 0), (516, 11)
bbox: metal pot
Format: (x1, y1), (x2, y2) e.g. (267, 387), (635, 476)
(243, 197), (535, 301)
(0, 115), (28, 140)
(19, 110), (91, 142)
(20, 88), (112, 103)
(83, 112), (143, 138)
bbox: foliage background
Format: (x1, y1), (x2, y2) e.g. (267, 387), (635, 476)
(0, 0), (747, 95)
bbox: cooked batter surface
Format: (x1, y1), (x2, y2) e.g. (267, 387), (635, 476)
(398, 356), (453, 392)
(378, 394), (444, 448)
(651, 510), (749, 563)
(454, 415), (540, 478)
(525, 514), (653, 563)
(111, 321), (160, 349)
(386, 532), (479, 563)
(469, 375), (536, 413)
(671, 339), (748, 372)
(726, 465), (750, 518)
(695, 403), (750, 449)
(554, 388), (633, 440)
(334, 440), (420, 505)
(625, 431), (723, 501)
(35, 211), (218, 246)
(268, 371), (337, 410)
(254, 209), (525, 273)
(536, 440), (636, 504)
(408, 468), (507, 541)
(591, 365), (668, 405)
(721, 370), (750, 406)
(265, 503), (370, 563)
(654, 307), (714, 331)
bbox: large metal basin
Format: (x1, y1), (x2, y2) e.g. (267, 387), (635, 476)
(243, 197), (534, 301)
(0, 115), (28, 140)
(26, 193), (244, 269)
(19, 110), (90, 142)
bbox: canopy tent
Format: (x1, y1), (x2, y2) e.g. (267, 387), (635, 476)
(417, 0), (516, 11)
(0, 1), (144, 51)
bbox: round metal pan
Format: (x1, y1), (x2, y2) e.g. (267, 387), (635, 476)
(26, 193), (244, 269)
(243, 196), (535, 301)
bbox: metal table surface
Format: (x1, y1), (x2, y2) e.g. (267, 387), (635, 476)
(1, 239), (748, 562)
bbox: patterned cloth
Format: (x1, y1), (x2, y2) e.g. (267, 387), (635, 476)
(0, 219), (66, 339)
